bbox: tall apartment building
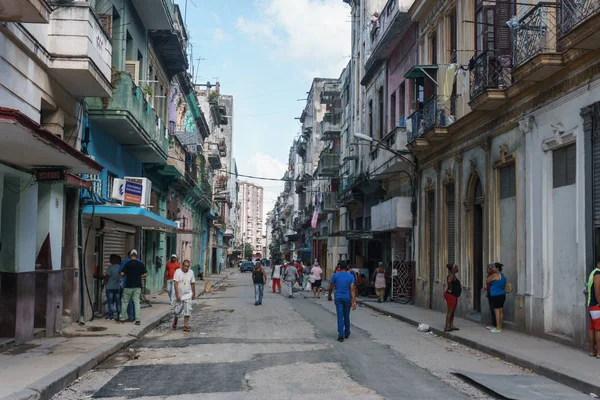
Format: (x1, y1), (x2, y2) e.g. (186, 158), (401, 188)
(237, 182), (264, 255)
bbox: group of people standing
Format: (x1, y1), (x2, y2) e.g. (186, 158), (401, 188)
(266, 260), (323, 299)
(443, 262), (507, 333)
(103, 249), (147, 325)
(104, 252), (197, 332)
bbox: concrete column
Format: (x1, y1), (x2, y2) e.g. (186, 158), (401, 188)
(41, 107), (65, 137)
(36, 184), (64, 270)
(16, 181), (38, 273)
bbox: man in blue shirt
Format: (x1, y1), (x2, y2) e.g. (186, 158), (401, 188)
(119, 251), (135, 321)
(328, 262), (357, 342)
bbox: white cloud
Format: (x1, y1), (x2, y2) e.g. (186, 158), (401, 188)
(237, 0), (351, 77)
(213, 28), (229, 43)
(239, 153), (287, 232)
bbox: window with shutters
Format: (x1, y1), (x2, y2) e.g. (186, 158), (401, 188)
(430, 33), (437, 64)
(449, 11), (457, 63)
(475, 0), (514, 56)
(445, 184), (456, 264)
(553, 144), (576, 188)
(499, 164), (516, 199)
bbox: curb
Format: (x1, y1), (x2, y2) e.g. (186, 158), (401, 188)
(359, 301), (600, 396)
(1, 270), (235, 400)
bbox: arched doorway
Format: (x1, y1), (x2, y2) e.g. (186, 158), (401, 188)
(468, 174), (484, 312)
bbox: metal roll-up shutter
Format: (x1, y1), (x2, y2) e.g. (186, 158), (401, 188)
(103, 231), (127, 271)
(428, 191), (435, 308)
(446, 184), (455, 265)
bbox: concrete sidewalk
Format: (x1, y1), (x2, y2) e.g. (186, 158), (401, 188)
(359, 299), (600, 396)
(0, 270), (234, 400)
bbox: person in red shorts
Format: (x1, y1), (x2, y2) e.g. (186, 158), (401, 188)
(587, 262), (600, 357)
(444, 264), (461, 332)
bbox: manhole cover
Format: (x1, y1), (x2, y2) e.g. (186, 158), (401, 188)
(86, 326), (107, 332)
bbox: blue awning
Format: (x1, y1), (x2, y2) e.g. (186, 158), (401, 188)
(299, 248), (312, 253)
(82, 205), (178, 229)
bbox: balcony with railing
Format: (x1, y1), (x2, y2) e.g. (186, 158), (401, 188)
(217, 138), (227, 157)
(513, 3), (564, 82)
(88, 71), (168, 163)
(47, 2), (112, 97)
(469, 50), (511, 110)
(131, 0), (174, 30)
(560, 0), (600, 49)
(0, 0), (51, 23)
(316, 152), (341, 177)
(321, 112), (342, 140)
(322, 192), (338, 212)
(207, 143), (222, 170)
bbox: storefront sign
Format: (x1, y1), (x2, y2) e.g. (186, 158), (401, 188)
(124, 180), (143, 204)
(35, 169), (65, 182)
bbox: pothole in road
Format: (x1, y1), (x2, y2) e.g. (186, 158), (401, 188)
(85, 326), (108, 332)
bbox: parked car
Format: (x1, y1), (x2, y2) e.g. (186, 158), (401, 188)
(239, 261), (253, 273)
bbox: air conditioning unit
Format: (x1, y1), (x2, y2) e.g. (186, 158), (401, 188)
(125, 61), (140, 85)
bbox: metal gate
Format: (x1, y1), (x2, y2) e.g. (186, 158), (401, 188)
(391, 248), (413, 304)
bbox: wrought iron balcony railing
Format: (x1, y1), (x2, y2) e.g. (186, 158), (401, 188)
(470, 50), (512, 100)
(407, 110), (422, 143)
(423, 96), (454, 131)
(513, 3), (559, 68)
(561, 0), (600, 35)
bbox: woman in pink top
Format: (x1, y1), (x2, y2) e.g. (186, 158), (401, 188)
(311, 261), (323, 299)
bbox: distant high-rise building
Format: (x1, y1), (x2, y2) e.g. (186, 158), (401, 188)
(237, 182), (264, 256)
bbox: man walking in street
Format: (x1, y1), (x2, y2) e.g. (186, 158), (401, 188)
(119, 251), (135, 321)
(328, 262), (357, 342)
(172, 259), (195, 332)
(271, 260), (282, 293)
(252, 261), (267, 305)
(163, 254), (180, 306)
(283, 262), (298, 298)
(117, 249), (147, 325)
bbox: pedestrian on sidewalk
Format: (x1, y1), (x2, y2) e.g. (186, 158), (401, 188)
(487, 262), (506, 333)
(328, 263), (357, 342)
(163, 254), (180, 306)
(295, 261), (304, 290)
(303, 262), (312, 290)
(311, 261), (323, 299)
(117, 249), (147, 326)
(253, 261), (267, 305)
(104, 254), (122, 320)
(485, 264), (497, 330)
(444, 264), (461, 332)
(587, 262), (600, 357)
(373, 262), (386, 303)
(283, 262), (298, 298)
(172, 259), (196, 332)
(119, 251), (135, 321)
(271, 260), (282, 293)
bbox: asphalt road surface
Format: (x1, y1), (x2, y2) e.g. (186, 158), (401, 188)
(57, 270), (535, 399)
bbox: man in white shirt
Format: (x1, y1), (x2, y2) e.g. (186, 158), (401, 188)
(172, 260), (196, 332)
(283, 262), (298, 298)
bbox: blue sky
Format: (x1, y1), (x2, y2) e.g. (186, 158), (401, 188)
(182, 0), (350, 216)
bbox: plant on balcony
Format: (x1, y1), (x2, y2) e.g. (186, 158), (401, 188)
(208, 91), (220, 103)
(142, 85), (153, 97)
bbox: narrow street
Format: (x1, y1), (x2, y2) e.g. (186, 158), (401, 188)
(56, 271), (539, 400)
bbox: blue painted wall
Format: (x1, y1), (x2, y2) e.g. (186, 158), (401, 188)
(86, 118), (142, 197)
